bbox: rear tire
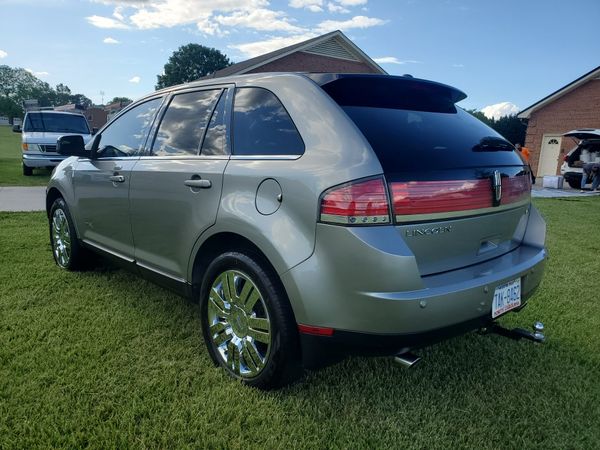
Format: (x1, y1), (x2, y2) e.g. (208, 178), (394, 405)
(22, 164), (33, 176)
(200, 251), (302, 389)
(567, 178), (582, 189)
(49, 197), (86, 271)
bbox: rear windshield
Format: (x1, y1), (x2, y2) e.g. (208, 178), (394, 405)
(342, 106), (524, 172)
(317, 76), (524, 173)
(24, 113), (90, 134)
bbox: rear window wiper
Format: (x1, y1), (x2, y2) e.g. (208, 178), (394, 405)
(472, 137), (514, 152)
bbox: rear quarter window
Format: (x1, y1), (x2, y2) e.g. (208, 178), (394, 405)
(232, 87), (304, 156)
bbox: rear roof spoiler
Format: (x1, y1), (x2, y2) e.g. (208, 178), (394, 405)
(305, 73), (467, 104)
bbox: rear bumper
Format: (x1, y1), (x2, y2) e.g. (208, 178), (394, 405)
(281, 206), (547, 366)
(23, 153), (66, 168)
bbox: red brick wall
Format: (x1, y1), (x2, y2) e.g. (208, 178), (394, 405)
(246, 51), (379, 74)
(524, 79), (600, 175)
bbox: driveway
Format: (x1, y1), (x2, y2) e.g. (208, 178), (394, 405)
(0, 186), (46, 212)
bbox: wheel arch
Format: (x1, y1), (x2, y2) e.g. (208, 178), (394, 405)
(46, 187), (64, 218)
(190, 232), (284, 300)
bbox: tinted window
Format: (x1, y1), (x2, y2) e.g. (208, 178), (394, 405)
(201, 90), (229, 156)
(97, 98), (162, 158)
(342, 107), (524, 174)
(152, 89), (221, 156)
(233, 87), (304, 156)
(24, 113), (89, 134)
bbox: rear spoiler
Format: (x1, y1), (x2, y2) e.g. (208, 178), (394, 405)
(305, 73), (467, 112)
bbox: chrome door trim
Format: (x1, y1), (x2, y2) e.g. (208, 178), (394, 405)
(136, 261), (187, 284)
(82, 239), (135, 263)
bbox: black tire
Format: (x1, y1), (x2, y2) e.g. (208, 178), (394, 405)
(200, 251), (302, 389)
(567, 178), (582, 190)
(49, 197), (86, 271)
(22, 164), (33, 176)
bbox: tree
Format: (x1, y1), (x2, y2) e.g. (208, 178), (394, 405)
(108, 96), (132, 105)
(69, 93), (93, 109)
(466, 109), (526, 145)
(156, 44), (232, 90)
(55, 83), (72, 105)
(0, 65), (55, 117)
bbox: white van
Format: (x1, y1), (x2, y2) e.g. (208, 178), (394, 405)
(560, 129), (600, 189)
(13, 111), (93, 176)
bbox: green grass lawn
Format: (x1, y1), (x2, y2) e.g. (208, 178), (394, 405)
(1, 198), (599, 449)
(0, 125), (51, 186)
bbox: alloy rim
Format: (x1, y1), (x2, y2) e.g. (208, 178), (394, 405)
(207, 270), (271, 378)
(52, 208), (71, 267)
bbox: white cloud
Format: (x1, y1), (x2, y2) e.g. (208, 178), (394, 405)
(327, 2), (350, 13)
(214, 9), (303, 33)
(127, 0), (269, 29)
(230, 33), (317, 57)
(337, 0), (367, 5)
(103, 37), (120, 44)
(317, 15), (386, 32)
(86, 14), (129, 29)
(129, 76), (141, 83)
(452, 63), (464, 68)
(481, 102), (520, 120)
(373, 57), (421, 65)
(288, 0), (323, 11)
(25, 68), (50, 77)
(0, 50), (7, 59)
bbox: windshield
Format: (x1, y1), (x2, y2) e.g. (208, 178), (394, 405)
(24, 113), (90, 134)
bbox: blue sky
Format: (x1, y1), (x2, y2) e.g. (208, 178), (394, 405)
(1, 0), (599, 117)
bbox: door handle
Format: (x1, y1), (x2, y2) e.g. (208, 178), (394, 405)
(109, 175), (125, 183)
(184, 179), (212, 189)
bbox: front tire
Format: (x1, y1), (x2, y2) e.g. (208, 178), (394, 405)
(200, 251), (301, 389)
(49, 198), (86, 270)
(22, 164), (33, 176)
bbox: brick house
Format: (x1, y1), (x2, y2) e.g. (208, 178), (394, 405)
(518, 65), (600, 177)
(205, 30), (386, 79)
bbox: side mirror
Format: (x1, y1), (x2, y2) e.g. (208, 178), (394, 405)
(92, 127), (98, 135)
(12, 125), (21, 133)
(57, 135), (88, 157)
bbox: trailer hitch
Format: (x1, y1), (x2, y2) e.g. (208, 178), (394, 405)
(480, 321), (545, 343)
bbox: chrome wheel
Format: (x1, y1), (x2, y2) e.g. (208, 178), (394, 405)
(207, 270), (272, 378)
(52, 208), (71, 268)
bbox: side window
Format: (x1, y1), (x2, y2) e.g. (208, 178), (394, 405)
(233, 87), (304, 156)
(152, 89), (222, 156)
(97, 98), (162, 158)
(201, 90), (229, 156)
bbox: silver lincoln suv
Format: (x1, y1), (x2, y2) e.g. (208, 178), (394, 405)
(46, 73), (547, 389)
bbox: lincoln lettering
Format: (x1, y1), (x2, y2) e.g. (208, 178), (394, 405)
(406, 226), (453, 237)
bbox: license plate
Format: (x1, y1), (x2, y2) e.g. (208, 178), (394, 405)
(492, 278), (521, 318)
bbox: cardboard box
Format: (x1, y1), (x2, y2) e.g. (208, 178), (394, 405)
(542, 175), (564, 189)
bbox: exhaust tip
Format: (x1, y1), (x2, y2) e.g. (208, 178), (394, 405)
(393, 352), (422, 369)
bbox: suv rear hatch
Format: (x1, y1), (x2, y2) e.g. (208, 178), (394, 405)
(311, 74), (531, 276)
(563, 129), (600, 167)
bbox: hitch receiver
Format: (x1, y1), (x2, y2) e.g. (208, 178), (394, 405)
(483, 321), (545, 343)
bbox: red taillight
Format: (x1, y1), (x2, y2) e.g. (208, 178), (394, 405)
(298, 324), (334, 336)
(501, 175), (531, 205)
(391, 179), (492, 217)
(563, 154), (569, 162)
(391, 176), (531, 221)
(320, 177), (390, 225)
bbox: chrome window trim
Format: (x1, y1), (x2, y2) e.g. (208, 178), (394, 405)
(137, 155), (230, 161)
(229, 154), (301, 161)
